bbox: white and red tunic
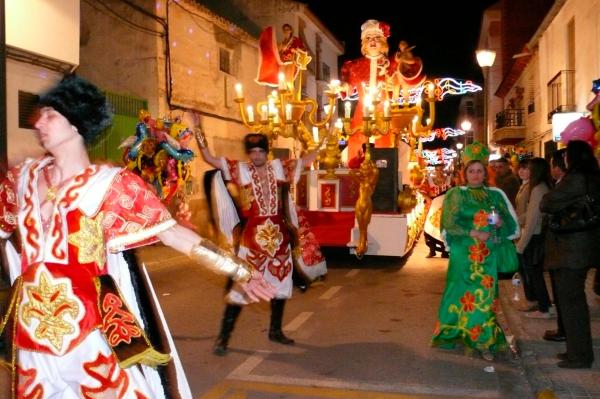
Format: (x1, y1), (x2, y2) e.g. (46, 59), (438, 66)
(0, 156), (189, 399)
(219, 158), (302, 303)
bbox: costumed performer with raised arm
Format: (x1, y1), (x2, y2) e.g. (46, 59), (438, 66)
(194, 124), (324, 356)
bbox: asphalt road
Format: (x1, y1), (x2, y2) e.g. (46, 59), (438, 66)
(139, 238), (533, 399)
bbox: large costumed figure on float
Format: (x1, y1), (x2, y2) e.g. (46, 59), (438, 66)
(0, 76), (275, 399)
(255, 23), (307, 87)
(340, 19), (394, 152)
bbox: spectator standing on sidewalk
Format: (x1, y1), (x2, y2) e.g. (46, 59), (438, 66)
(432, 142), (520, 362)
(543, 149), (567, 342)
(514, 158), (537, 310)
(515, 158), (553, 319)
(540, 140), (600, 369)
(494, 157), (520, 208)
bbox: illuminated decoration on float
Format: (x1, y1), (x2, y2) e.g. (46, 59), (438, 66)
(435, 78), (482, 100)
(233, 50), (340, 153)
(419, 127), (466, 142)
(421, 148), (458, 166)
(391, 78), (482, 104)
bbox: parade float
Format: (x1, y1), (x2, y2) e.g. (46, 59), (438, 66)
(118, 110), (196, 228)
(232, 21), (481, 258)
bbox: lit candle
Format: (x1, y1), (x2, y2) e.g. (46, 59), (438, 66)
(370, 105), (375, 120)
(324, 104), (331, 115)
(261, 104), (268, 121)
(247, 106), (254, 123)
(285, 104), (292, 121)
(363, 95), (372, 117)
(344, 101), (351, 119)
(234, 83), (243, 99)
(369, 57), (377, 88)
(427, 82), (435, 99)
(268, 98), (276, 116)
(383, 100), (390, 118)
(312, 126), (319, 143)
(329, 79), (340, 92)
(278, 72), (286, 90)
(335, 118), (343, 130)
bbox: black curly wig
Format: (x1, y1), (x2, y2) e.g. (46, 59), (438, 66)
(38, 75), (113, 144)
(244, 133), (269, 153)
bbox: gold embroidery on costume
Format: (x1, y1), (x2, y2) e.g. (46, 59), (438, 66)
(68, 212), (106, 269)
(255, 219), (283, 257)
(21, 270), (81, 351)
(239, 186), (254, 211)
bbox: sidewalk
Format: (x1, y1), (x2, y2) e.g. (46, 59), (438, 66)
(499, 271), (600, 399)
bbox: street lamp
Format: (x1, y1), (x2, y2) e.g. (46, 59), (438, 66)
(476, 49), (496, 147)
(460, 119), (472, 146)
(456, 142), (464, 168)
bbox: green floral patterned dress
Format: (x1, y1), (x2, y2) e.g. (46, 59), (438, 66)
(431, 185), (519, 353)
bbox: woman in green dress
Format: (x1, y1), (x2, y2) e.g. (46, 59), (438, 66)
(431, 155), (519, 361)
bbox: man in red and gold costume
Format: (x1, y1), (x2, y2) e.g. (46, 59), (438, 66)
(341, 19), (395, 153)
(0, 75), (274, 398)
(196, 131), (326, 356)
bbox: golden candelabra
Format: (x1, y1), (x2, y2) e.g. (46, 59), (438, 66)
(233, 50), (341, 154)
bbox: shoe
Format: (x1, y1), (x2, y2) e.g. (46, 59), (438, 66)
(213, 338), (228, 356)
(295, 283), (308, 293)
(268, 329), (295, 345)
(543, 330), (566, 342)
(557, 360), (592, 369)
(480, 350), (494, 362)
(269, 299), (295, 345)
(548, 305), (557, 316)
(517, 302), (539, 312)
(524, 310), (552, 319)
(556, 352), (568, 361)
(441, 252), (449, 258)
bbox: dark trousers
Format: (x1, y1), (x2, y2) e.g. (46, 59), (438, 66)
(518, 255), (537, 302)
(549, 269), (565, 335)
(521, 234), (548, 307)
(424, 232), (446, 255)
(555, 268), (594, 363)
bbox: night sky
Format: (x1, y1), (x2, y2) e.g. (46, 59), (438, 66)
(302, 0), (499, 128)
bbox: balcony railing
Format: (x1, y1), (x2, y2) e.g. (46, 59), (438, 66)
(495, 108), (525, 129)
(492, 108), (526, 145)
(547, 70), (575, 121)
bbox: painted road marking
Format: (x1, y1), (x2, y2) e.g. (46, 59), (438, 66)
(227, 351), (270, 379)
(200, 379), (478, 398)
(284, 311), (313, 332)
(345, 269), (360, 277)
(319, 286), (342, 300)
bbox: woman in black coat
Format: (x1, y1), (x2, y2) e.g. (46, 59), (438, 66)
(540, 140), (600, 369)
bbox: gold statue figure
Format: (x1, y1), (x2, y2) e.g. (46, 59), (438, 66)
(350, 151), (379, 258)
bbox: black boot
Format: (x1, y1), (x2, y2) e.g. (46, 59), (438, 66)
(213, 304), (242, 356)
(269, 299), (295, 345)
